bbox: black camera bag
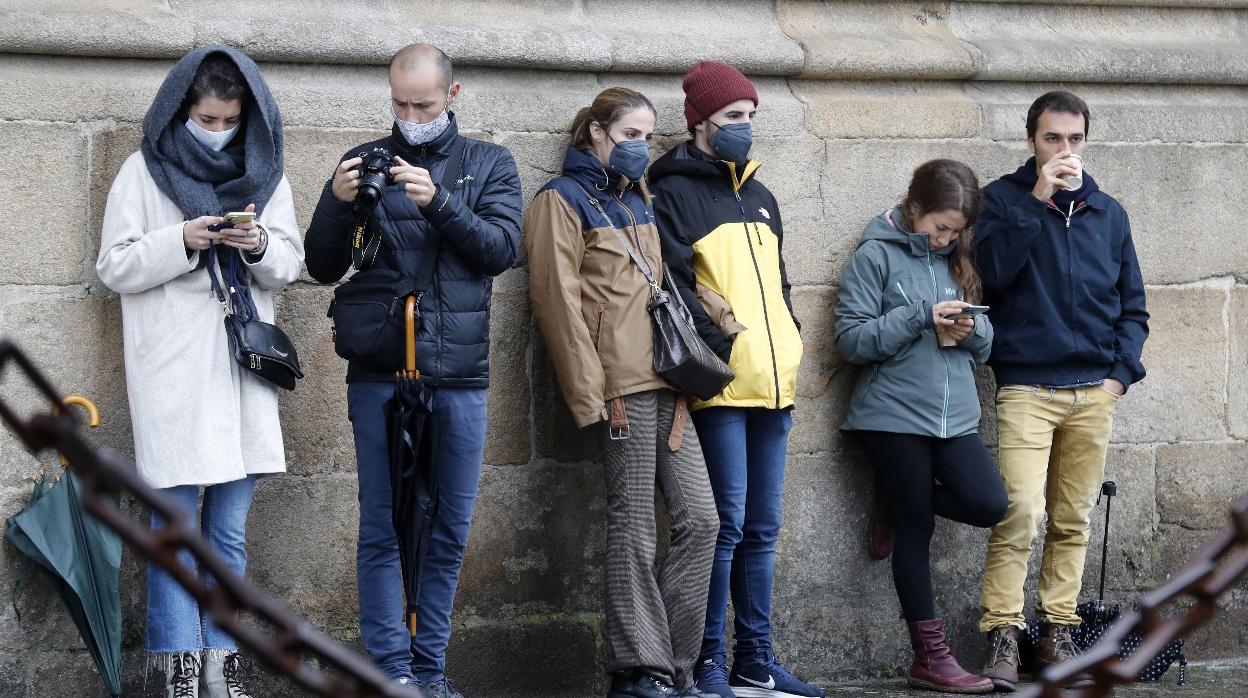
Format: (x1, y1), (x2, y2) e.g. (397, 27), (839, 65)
(328, 136), (466, 372)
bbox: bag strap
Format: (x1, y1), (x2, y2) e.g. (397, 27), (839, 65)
(351, 134), (468, 280)
(206, 241), (261, 322)
(569, 181), (661, 297)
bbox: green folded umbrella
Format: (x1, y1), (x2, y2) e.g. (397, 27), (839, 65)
(5, 417), (122, 696)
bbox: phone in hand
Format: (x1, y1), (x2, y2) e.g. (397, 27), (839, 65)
(224, 211), (256, 225)
(943, 304), (990, 320)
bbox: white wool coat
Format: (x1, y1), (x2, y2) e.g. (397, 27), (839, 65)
(97, 151), (304, 490)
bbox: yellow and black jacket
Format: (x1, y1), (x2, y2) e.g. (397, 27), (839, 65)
(649, 141), (802, 411)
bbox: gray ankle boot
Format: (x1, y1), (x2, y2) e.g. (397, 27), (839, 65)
(155, 651), (200, 698)
(201, 649), (253, 698)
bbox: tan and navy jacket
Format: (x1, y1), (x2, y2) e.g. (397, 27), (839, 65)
(649, 141), (802, 411)
(523, 146), (669, 428)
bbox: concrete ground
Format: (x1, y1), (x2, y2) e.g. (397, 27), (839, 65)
(812, 658), (1245, 697)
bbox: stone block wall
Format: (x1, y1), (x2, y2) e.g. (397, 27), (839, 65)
(0, 2), (1245, 695)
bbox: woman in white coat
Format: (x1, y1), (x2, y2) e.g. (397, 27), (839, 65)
(96, 46), (302, 698)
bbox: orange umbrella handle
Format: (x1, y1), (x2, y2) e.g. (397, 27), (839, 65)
(403, 296), (419, 380)
(55, 394), (100, 467)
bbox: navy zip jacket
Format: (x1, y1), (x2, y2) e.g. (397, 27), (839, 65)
(975, 157), (1149, 389)
(305, 114), (523, 385)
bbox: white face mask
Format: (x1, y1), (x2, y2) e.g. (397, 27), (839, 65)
(391, 96), (452, 146)
(185, 118), (239, 152)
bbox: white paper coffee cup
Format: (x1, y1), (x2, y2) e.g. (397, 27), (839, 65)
(1062, 153), (1084, 191)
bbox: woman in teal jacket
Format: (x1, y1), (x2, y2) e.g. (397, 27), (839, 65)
(836, 160), (1007, 694)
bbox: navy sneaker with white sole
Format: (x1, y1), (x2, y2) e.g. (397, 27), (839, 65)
(693, 655), (735, 698)
(729, 652), (824, 698)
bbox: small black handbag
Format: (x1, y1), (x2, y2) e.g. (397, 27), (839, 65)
(207, 240), (304, 390)
(574, 184), (734, 400)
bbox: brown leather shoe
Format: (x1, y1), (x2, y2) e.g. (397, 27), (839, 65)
(868, 475), (894, 559)
(980, 627), (1020, 692)
(1036, 624), (1094, 688)
(906, 619), (994, 694)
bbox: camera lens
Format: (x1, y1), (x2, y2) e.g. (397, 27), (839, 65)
(357, 171), (387, 209)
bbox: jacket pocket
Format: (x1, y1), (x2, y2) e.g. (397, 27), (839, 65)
(592, 305), (606, 350)
(696, 283), (747, 338)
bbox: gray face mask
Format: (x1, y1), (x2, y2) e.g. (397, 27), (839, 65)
(392, 91), (453, 145)
(185, 118), (239, 151)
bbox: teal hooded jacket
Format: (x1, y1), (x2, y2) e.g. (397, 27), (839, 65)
(836, 208), (993, 438)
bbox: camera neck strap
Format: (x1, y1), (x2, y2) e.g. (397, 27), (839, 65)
(351, 135), (468, 280)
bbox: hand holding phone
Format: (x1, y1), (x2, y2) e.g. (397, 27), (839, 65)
(943, 304), (989, 320)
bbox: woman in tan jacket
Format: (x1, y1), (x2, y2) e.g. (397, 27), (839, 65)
(523, 87), (718, 698)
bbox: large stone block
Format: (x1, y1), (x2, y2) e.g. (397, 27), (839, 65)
(244, 473), (360, 628)
(529, 332), (600, 464)
(971, 81), (1248, 144)
(446, 614), (602, 697)
(0, 122), (89, 286)
(952, 3), (1248, 85)
(457, 461), (605, 614)
(1112, 285), (1228, 444)
(86, 125), (143, 295)
(778, 1), (978, 80)
(751, 136), (829, 288)
(273, 284), (354, 476)
(1080, 446), (1158, 594)
(1156, 442), (1248, 532)
(484, 291), (531, 466)
(817, 140), (1023, 287)
(1092, 145), (1248, 285)
(0, 54), (168, 124)
(792, 79), (982, 140)
(0, 289), (131, 487)
(1230, 285), (1248, 440)
(789, 287), (855, 455)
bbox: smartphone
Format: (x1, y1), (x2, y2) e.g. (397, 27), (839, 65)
(224, 211), (256, 225)
(943, 304), (990, 320)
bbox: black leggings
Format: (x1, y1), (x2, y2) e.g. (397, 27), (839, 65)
(854, 431), (1008, 622)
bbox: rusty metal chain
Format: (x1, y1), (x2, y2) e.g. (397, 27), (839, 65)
(1019, 494), (1248, 697)
(0, 341), (418, 698)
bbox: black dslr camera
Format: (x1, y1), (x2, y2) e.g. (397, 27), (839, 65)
(354, 146), (395, 213)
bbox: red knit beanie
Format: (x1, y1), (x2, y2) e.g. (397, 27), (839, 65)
(682, 60), (759, 130)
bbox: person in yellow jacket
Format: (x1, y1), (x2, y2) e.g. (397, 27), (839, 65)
(649, 62), (819, 698)
(523, 87), (719, 698)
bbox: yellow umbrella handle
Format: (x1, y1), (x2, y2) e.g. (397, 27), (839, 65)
(56, 394), (101, 467)
(402, 296), (419, 381)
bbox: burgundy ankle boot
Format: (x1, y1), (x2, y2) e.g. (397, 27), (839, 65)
(906, 619), (994, 694)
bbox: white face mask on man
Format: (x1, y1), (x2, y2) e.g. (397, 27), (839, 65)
(391, 91), (452, 146)
(184, 118), (239, 151)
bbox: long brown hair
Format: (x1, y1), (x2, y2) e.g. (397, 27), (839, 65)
(569, 87), (655, 151)
(899, 159), (984, 304)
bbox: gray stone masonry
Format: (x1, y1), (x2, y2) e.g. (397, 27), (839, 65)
(0, 2), (1245, 696)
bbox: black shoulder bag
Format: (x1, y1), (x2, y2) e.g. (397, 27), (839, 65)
(207, 234), (304, 390)
(327, 136), (466, 372)
(573, 183), (734, 400)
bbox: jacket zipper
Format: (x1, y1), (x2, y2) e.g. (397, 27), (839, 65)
(927, 252), (949, 438)
(419, 148), (443, 378)
(1047, 200), (1087, 347)
(735, 189), (782, 409)
(612, 193), (645, 252)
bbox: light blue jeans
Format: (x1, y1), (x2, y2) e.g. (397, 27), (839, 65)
(145, 475), (257, 653)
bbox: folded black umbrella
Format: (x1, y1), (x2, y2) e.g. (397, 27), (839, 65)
(1021, 481), (1185, 684)
(386, 296), (439, 638)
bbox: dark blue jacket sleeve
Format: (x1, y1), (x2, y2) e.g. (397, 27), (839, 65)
(975, 187), (1049, 292)
(1107, 211), (1149, 389)
(422, 149), (523, 277)
(653, 187), (734, 364)
(304, 176), (356, 284)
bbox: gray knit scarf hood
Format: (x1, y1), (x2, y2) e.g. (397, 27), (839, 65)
(141, 45), (284, 220)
